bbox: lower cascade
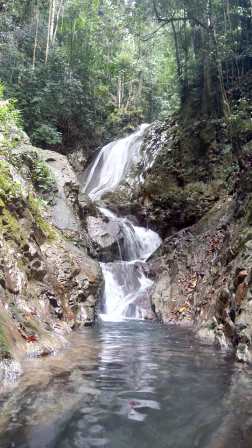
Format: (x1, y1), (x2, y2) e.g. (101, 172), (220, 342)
(83, 127), (162, 321)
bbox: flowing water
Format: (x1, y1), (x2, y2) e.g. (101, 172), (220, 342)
(1, 127), (252, 447)
(0, 322), (252, 448)
(98, 207), (161, 320)
(83, 125), (162, 320)
(84, 124), (149, 201)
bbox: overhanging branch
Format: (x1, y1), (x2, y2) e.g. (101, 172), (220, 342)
(152, 0), (209, 31)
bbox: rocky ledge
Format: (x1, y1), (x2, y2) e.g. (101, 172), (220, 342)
(0, 116), (103, 383)
(144, 119), (252, 362)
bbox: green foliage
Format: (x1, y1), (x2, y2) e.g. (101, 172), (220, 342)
(0, 83), (22, 130)
(0, 0), (179, 149)
(31, 158), (56, 194)
(0, 160), (21, 203)
(228, 98), (252, 137)
(32, 124), (62, 146)
(0, 0), (251, 143)
(9, 150), (56, 197)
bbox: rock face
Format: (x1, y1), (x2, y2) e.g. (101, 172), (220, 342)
(0, 116), (103, 380)
(145, 119), (252, 362)
(86, 215), (124, 262)
(39, 149), (81, 232)
(150, 192), (252, 361)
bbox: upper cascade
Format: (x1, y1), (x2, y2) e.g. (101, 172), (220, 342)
(83, 125), (161, 321)
(84, 124), (149, 200)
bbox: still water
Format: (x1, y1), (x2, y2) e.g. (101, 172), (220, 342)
(0, 321), (252, 448)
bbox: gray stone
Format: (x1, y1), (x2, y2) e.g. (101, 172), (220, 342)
(87, 215), (124, 262)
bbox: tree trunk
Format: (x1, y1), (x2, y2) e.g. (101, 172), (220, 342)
(45, 0), (53, 63)
(52, 0), (64, 45)
(32, 6), (40, 70)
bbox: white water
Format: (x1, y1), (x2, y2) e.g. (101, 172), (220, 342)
(84, 124), (149, 200)
(84, 125), (161, 321)
(99, 207), (161, 261)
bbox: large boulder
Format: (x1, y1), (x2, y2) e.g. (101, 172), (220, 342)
(86, 215), (124, 262)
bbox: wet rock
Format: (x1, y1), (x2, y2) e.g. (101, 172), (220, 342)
(42, 240), (103, 325)
(86, 215), (124, 262)
(151, 274), (171, 321)
(78, 192), (96, 219)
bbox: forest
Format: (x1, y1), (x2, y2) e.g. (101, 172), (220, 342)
(1, 0), (251, 152)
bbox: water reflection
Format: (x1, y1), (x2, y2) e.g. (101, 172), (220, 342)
(0, 321), (252, 448)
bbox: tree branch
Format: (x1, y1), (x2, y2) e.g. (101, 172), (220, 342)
(141, 22), (167, 41)
(152, 0), (209, 31)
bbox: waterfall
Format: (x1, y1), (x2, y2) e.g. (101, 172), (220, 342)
(84, 124), (149, 200)
(83, 125), (161, 321)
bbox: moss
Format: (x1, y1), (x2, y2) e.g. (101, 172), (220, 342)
(0, 160), (20, 199)
(0, 321), (11, 359)
(28, 194), (58, 241)
(0, 208), (27, 244)
(10, 151), (56, 198)
(0, 160), (57, 244)
(0, 99), (22, 130)
(0, 162), (28, 244)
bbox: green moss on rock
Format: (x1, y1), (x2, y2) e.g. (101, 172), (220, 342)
(28, 194), (58, 241)
(0, 321), (11, 359)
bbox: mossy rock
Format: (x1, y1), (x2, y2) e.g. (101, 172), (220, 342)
(28, 194), (58, 241)
(0, 321), (11, 359)
(8, 149), (57, 200)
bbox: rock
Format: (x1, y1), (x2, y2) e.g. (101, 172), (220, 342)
(214, 325), (229, 349)
(39, 150), (81, 232)
(86, 215), (124, 262)
(236, 343), (251, 363)
(68, 148), (88, 174)
(106, 119), (236, 238)
(151, 273), (171, 321)
(28, 258), (47, 281)
(42, 240), (103, 324)
(78, 192), (96, 218)
(4, 265), (26, 294)
(0, 124), (104, 374)
(235, 282), (248, 308)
